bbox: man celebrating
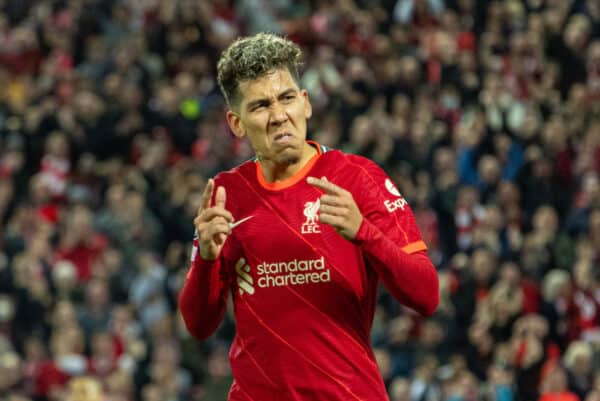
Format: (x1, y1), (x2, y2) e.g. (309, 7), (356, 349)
(179, 33), (439, 401)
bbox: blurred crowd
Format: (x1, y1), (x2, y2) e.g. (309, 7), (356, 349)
(0, 0), (599, 400)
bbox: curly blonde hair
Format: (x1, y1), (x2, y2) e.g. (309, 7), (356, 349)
(217, 33), (303, 108)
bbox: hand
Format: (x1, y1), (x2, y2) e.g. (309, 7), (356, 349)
(194, 179), (233, 260)
(307, 176), (363, 240)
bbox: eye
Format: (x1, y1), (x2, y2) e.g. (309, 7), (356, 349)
(250, 101), (268, 111)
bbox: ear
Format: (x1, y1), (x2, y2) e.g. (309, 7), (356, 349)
(301, 89), (312, 119)
(226, 110), (245, 138)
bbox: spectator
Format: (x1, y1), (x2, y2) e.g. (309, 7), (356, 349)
(539, 365), (580, 401)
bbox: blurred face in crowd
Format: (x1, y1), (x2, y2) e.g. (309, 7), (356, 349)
(389, 378), (410, 401)
(85, 279), (110, 310)
(373, 348), (392, 381)
(91, 332), (113, 357)
(532, 206), (558, 233)
(105, 183), (126, 213)
(0, 352), (21, 390)
(67, 377), (103, 401)
(226, 68), (312, 168)
(472, 248), (495, 284)
(420, 320), (444, 347)
(478, 155), (501, 186)
(571, 348), (592, 376)
(350, 116), (374, 148)
(500, 262), (521, 286)
(0, 294), (15, 324)
(564, 15), (591, 50)
(51, 300), (75, 325)
(105, 371), (133, 399)
(157, 85), (180, 115)
(141, 384), (164, 401)
(542, 116), (568, 151)
(544, 366), (568, 393)
(52, 260), (77, 294)
(24, 337), (46, 362)
(458, 186), (479, 208)
(67, 205), (93, 241)
(45, 132), (69, 158)
(73, 91), (104, 121)
(574, 260), (593, 290)
(125, 191), (146, 221)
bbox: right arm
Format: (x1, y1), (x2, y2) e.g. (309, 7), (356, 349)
(178, 251), (229, 340)
(178, 179), (233, 340)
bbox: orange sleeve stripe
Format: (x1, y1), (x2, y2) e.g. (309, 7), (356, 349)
(401, 240), (428, 254)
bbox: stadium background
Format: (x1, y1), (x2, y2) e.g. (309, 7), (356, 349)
(0, 0), (599, 400)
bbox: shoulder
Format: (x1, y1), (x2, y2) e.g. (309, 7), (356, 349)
(319, 148), (385, 179)
(212, 160), (256, 215)
(213, 159), (256, 186)
(317, 150), (396, 203)
(343, 153), (383, 173)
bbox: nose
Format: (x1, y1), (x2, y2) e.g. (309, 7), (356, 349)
(269, 102), (288, 126)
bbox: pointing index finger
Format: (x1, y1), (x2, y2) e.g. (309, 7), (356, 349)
(215, 185), (226, 208)
(307, 176), (343, 195)
(200, 179), (215, 211)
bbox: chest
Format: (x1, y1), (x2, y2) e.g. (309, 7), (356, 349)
(232, 189), (327, 254)
(226, 184), (369, 304)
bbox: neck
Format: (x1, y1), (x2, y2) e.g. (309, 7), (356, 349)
(260, 142), (317, 183)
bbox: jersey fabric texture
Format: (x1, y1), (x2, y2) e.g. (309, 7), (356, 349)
(179, 142), (439, 401)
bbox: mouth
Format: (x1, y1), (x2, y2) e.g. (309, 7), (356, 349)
(273, 132), (293, 145)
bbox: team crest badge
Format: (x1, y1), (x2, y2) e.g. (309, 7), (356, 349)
(301, 198), (320, 234)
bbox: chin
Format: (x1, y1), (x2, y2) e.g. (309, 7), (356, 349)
(277, 148), (301, 166)
(278, 154), (300, 166)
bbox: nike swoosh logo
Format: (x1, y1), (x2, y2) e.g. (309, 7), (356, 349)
(229, 215), (254, 229)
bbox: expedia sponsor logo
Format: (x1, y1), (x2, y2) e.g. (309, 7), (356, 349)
(385, 178), (401, 197)
(384, 198), (407, 212)
(383, 178), (407, 212)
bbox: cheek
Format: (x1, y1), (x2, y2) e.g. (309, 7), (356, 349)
(246, 131), (270, 152)
(288, 103), (309, 122)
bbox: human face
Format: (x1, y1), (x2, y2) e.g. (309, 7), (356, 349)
(226, 68), (312, 167)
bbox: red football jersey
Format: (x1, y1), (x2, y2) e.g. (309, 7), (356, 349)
(180, 142), (438, 401)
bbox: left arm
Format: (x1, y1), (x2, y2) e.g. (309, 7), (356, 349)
(307, 162), (439, 316)
(353, 219), (439, 316)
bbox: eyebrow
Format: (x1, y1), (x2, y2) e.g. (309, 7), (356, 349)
(245, 88), (298, 111)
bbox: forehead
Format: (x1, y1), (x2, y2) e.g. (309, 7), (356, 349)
(238, 69), (298, 102)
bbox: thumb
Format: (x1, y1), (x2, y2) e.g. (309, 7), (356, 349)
(215, 186), (226, 208)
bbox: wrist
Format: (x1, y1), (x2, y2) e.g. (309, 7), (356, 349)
(352, 217), (376, 245)
(196, 244), (219, 263)
(348, 215), (364, 240)
(198, 250), (217, 262)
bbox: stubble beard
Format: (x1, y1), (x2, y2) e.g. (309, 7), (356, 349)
(278, 142), (306, 166)
(277, 151), (300, 166)
(258, 146), (301, 167)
